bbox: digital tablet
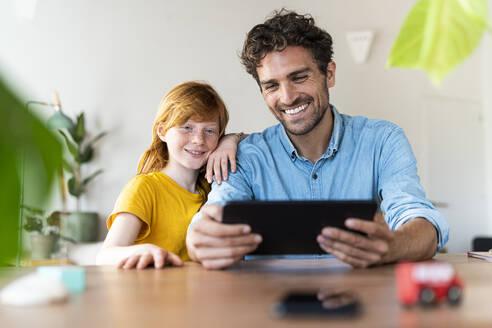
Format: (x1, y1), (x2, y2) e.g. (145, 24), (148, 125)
(222, 200), (378, 255)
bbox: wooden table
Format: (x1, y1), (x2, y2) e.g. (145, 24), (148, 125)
(0, 254), (491, 328)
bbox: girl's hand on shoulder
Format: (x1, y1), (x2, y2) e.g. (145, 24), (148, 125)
(206, 134), (240, 185)
(117, 244), (183, 270)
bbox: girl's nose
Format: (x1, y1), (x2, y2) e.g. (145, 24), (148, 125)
(191, 131), (205, 144)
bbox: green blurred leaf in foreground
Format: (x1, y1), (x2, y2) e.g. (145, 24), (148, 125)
(0, 77), (62, 265)
(386, 0), (489, 86)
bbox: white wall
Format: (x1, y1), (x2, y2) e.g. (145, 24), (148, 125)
(484, 0), (492, 235)
(1, 0), (489, 250)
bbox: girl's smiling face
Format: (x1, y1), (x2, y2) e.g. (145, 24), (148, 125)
(159, 117), (220, 172)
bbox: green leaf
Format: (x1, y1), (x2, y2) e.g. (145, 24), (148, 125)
(0, 76), (62, 265)
(46, 211), (61, 227)
(74, 112), (86, 143)
(68, 176), (83, 197)
(59, 130), (80, 162)
(62, 158), (74, 174)
(82, 169), (103, 187)
(386, 0), (489, 86)
(47, 110), (75, 130)
(23, 217), (43, 233)
(21, 205), (45, 216)
(80, 131), (107, 163)
(88, 131), (107, 146)
(80, 145), (94, 163)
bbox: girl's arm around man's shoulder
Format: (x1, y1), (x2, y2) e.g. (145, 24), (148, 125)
(206, 132), (249, 184)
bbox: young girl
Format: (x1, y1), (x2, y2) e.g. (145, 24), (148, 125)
(96, 81), (240, 269)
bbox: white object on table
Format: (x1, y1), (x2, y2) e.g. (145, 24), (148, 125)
(0, 272), (68, 306)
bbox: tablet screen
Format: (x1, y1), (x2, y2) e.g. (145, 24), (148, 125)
(222, 200), (378, 255)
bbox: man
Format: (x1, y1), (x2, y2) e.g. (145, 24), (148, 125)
(186, 10), (449, 270)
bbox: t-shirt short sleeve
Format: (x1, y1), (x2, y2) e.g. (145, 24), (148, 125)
(107, 175), (155, 240)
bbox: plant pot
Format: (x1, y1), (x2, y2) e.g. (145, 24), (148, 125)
(60, 212), (99, 243)
(30, 234), (57, 259)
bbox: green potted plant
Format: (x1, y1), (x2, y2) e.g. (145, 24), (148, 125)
(47, 96), (107, 243)
(22, 206), (61, 259)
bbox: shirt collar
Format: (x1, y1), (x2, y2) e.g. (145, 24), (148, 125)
(278, 122), (298, 161)
(279, 104), (343, 162)
(324, 105), (342, 158)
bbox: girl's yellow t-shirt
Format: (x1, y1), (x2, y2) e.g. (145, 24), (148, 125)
(107, 172), (209, 261)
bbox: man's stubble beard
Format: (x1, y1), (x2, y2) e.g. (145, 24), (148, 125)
(278, 82), (330, 136)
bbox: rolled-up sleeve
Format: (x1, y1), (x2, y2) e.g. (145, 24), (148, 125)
(378, 126), (449, 251)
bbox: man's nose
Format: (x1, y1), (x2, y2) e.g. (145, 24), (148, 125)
(279, 83), (297, 106)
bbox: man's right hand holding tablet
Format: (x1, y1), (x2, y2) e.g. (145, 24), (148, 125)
(186, 205), (263, 269)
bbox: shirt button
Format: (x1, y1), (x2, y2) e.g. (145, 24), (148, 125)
(312, 173), (318, 179)
(291, 153), (295, 159)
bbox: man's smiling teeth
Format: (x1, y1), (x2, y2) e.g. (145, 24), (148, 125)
(284, 103), (308, 115)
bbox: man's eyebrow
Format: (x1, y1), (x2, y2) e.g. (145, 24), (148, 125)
(260, 67), (311, 86)
(260, 78), (277, 86)
(287, 67), (311, 78)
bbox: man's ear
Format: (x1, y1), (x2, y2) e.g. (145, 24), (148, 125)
(157, 125), (166, 142)
(326, 61), (336, 88)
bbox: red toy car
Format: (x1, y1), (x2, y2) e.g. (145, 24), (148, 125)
(396, 262), (463, 306)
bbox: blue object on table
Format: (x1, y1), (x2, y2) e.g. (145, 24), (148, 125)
(37, 266), (86, 293)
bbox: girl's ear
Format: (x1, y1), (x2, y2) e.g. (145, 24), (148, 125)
(157, 125), (167, 142)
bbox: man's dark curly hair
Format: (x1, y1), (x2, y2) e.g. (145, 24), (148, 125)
(241, 9), (334, 84)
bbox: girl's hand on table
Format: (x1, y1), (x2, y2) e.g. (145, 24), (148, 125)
(117, 244), (183, 270)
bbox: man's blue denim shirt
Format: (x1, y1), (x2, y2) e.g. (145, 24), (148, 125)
(191, 106), (449, 250)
